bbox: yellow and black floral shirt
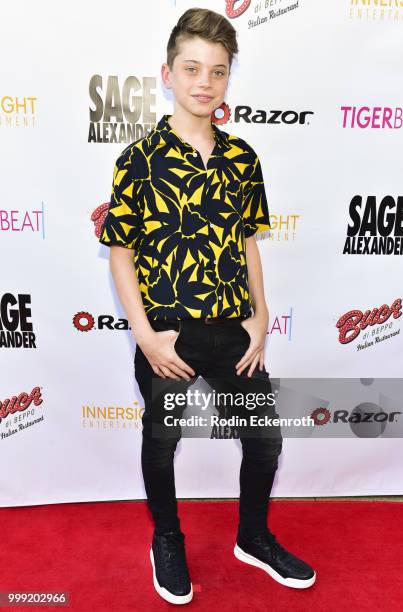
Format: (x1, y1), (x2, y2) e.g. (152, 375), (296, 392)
(99, 113), (271, 320)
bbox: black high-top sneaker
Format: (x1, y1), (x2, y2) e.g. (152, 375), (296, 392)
(234, 526), (316, 589)
(150, 529), (193, 604)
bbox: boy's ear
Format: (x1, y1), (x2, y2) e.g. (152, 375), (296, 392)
(161, 63), (171, 88)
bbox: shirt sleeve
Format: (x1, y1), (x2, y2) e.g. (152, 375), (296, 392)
(98, 150), (141, 249)
(242, 151), (271, 239)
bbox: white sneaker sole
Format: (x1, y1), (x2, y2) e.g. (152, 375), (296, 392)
(234, 543), (316, 589)
(150, 548), (193, 604)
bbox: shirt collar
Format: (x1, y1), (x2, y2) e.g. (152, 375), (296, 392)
(154, 113), (231, 152)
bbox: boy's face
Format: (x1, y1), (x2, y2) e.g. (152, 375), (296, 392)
(162, 36), (230, 119)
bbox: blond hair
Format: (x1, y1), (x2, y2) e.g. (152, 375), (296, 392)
(167, 7), (238, 71)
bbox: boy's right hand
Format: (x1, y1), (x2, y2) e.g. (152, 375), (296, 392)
(137, 329), (196, 380)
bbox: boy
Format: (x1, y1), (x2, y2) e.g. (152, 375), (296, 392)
(99, 7), (316, 605)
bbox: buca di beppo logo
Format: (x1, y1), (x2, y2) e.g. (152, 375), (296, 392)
(225, 0), (301, 24)
(336, 298), (402, 348)
(88, 74), (157, 144)
(0, 293), (36, 349)
(91, 203), (109, 238)
(225, 0), (251, 18)
(0, 386), (43, 426)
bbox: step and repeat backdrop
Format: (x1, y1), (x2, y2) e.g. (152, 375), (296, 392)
(1, 0), (402, 507)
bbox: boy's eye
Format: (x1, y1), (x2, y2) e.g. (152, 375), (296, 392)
(185, 67), (225, 77)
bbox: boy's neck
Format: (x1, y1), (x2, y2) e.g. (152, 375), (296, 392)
(167, 109), (215, 144)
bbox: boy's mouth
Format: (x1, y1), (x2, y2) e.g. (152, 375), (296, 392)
(192, 95), (213, 103)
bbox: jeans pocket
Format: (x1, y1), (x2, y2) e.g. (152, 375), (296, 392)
(238, 319), (251, 342)
(173, 321), (183, 349)
(149, 319), (179, 332)
(149, 319), (182, 347)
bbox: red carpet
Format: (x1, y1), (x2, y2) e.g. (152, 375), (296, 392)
(1, 500), (402, 611)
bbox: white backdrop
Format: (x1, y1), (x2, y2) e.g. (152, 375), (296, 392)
(1, 0), (402, 507)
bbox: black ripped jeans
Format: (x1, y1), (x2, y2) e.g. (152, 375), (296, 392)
(134, 313), (283, 535)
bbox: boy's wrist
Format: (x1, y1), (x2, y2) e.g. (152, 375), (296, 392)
(133, 325), (156, 346)
(252, 305), (269, 322)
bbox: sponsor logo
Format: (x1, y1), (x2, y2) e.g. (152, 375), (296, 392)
(0, 386), (43, 425)
(0, 386), (44, 438)
(311, 402), (401, 438)
(311, 405), (400, 425)
(82, 402), (144, 429)
(73, 311), (129, 332)
(225, 0), (300, 25)
(269, 311), (292, 337)
(0, 96), (37, 128)
(343, 195), (403, 255)
(0, 293), (36, 349)
(212, 101), (313, 126)
(91, 203), (109, 238)
(341, 106), (402, 129)
(335, 298), (402, 348)
(0, 204), (45, 237)
(265, 213), (300, 241)
(348, 0), (403, 21)
(225, 0), (251, 18)
(88, 74), (157, 144)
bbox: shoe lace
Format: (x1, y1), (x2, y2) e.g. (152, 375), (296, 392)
(160, 532), (188, 578)
(253, 530), (287, 560)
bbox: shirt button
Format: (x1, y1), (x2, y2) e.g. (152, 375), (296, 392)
(209, 223), (213, 227)
(218, 296), (222, 300)
(192, 151), (198, 157)
(214, 259), (217, 264)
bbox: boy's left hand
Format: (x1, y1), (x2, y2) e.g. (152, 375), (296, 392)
(235, 314), (269, 377)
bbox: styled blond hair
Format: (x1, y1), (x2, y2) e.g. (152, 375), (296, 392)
(167, 7), (238, 71)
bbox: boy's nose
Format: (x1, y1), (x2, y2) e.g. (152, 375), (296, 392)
(196, 72), (213, 86)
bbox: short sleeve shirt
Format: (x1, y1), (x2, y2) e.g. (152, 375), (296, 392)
(99, 114), (271, 320)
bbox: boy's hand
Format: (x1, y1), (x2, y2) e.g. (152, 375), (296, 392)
(137, 329), (196, 380)
(235, 314), (269, 377)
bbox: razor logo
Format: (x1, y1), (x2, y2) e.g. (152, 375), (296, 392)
(234, 106), (313, 125)
(212, 103), (313, 126)
(73, 311), (130, 332)
(310, 405), (401, 426)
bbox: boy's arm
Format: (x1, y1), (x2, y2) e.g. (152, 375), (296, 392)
(109, 245), (154, 345)
(235, 235), (269, 376)
(108, 245), (195, 380)
(245, 234), (269, 323)
(236, 147), (271, 375)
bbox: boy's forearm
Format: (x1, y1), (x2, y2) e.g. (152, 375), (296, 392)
(109, 246), (154, 343)
(245, 235), (269, 320)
